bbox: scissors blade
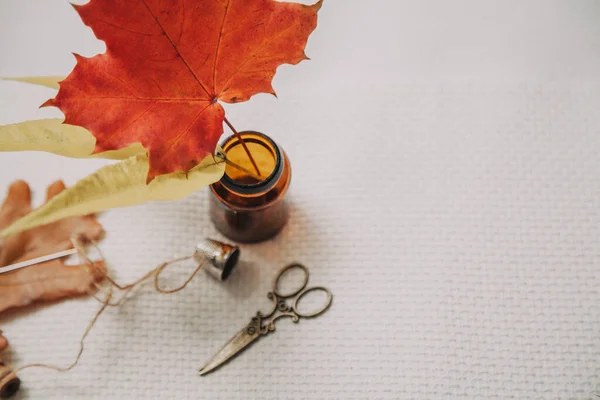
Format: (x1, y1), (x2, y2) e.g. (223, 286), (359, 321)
(199, 326), (261, 376)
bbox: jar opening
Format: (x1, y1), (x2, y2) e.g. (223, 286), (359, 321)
(221, 132), (283, 195)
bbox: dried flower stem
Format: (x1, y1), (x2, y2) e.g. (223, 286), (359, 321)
(223, 117), (262, 178)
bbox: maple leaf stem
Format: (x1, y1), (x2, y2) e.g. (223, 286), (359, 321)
(223, 117), (263, 178)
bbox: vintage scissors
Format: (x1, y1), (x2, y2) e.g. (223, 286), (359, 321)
(199, 263), (333, 376)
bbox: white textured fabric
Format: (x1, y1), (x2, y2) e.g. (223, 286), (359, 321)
(1, 1), (600, 399)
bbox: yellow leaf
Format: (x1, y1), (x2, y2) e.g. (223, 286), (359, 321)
(0, 119), (145, 160)
(0, 154), (226, 237)
(1, 76), (63, 90)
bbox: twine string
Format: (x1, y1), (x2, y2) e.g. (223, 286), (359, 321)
(11, 235), (205, 375)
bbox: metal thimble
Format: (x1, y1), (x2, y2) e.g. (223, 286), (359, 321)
(194, 239), (240, 281)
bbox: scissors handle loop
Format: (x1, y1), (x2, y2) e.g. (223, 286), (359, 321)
(273, 263), (309, 298)
(293, 286), (333, 318)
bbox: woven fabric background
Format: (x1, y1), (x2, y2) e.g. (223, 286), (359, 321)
(1, 1), (600, 399)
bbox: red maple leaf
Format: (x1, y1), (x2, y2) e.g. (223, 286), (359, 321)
(44, 0), (322, 181)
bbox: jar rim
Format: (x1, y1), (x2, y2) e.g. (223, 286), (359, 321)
(220, 131), (283, 196)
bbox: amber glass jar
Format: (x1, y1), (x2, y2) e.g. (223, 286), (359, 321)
(209, 131), (291, 243)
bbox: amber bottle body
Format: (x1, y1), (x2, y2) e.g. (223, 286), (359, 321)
(209, 132), (291, 243)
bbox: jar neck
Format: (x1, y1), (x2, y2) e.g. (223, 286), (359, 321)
(220, 132), (283, 196)
(211, 132), (291, 210)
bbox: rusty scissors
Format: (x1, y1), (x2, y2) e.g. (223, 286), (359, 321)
(199, 263), (333, 375)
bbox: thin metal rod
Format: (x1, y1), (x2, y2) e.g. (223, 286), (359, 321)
(0, 248), (78, 274)
(223, 117), (263, 178)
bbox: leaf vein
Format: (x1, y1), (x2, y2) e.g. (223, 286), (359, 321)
(159, 103), (214, 162)
(94, 65), (139, 97)
(139, 0), (212, 97)
(175, 0), (186, 46)
(102, 100), (158, 144)
(73, 97), (210, 102)
(212, 0), (231, 94)
(94, 17), (162, 37)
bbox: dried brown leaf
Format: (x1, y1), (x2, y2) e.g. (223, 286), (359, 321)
(0, 331), (7, 352)
(0, 180), (105, 315)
